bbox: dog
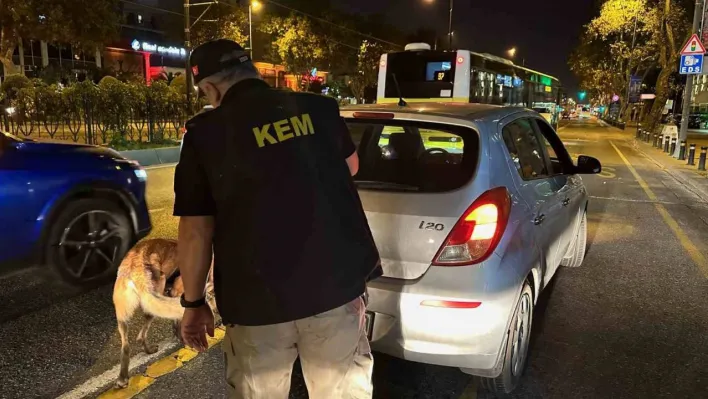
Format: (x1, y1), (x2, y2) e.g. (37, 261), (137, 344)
(112, 238), (216, 388)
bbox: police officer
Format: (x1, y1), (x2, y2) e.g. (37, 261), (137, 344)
(174, 39), (381, 399)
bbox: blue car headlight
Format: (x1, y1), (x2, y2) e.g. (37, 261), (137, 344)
(134, 168), (148, 182)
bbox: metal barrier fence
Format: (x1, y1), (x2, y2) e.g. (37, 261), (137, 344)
(1, 95), (196, 145)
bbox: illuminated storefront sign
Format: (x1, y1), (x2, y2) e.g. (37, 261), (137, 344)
(131, 39), (186, 58)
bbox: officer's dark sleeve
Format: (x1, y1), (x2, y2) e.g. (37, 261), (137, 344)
(173, 130), (216, 217)
(338, 116), (356, 159)
(328, 98), (356, 158)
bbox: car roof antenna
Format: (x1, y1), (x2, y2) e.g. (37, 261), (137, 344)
(391, 73), (408, 107)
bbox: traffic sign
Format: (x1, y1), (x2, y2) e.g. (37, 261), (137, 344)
(680, 33), (706, 55)
(679, 54), (704, 74)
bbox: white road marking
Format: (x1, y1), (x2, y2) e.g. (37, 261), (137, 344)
(56, 338), (180, 399)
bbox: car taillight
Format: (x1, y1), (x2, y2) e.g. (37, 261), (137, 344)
(432, 187), (511, 266)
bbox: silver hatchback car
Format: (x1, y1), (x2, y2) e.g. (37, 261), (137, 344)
(341, 103), (601, 396)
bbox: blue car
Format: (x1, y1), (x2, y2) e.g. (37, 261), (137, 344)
(0, 131), (151, 286)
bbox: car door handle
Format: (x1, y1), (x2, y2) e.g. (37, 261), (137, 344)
(533, 214), (545, 225)
(562, 198), (570, 206)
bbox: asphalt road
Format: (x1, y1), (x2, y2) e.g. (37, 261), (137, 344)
(1, 118), (707, 399)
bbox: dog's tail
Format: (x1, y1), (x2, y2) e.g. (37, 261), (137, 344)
(140, 291), (183, 320)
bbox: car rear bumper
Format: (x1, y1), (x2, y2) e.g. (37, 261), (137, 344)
(366, 272), (520, 377)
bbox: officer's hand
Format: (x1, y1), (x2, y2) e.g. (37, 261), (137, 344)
(181, 305), (215, 352)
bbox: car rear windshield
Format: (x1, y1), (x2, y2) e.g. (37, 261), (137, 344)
(346, 119), (479, 192)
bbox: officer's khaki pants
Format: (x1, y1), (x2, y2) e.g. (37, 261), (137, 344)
(222, 296), (373, 399)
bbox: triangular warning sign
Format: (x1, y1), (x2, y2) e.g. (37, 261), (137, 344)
(680, 33), (706, 55)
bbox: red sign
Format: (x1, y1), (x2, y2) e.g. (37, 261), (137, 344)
(680, 33), (706, 55)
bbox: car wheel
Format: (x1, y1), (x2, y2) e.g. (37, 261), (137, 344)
(480, 281), (534, 397)
(45, 198), (133, 287)
(561, 211), (587, 268)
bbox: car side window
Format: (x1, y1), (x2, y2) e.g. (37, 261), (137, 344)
(531, 118), (575, 175)
(502, 118), (549, 180)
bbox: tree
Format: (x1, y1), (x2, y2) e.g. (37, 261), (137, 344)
(0, 0), (120, 74)
(191, 4), (249, 47)
(349, 40), (385, 103)
(570, 0), (689, 129)
(261, 14), (329, 90)
(571, 0), (657, 118)
(642, 0), (688, 132)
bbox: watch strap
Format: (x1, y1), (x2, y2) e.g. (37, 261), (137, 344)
(180, 294), (206, 308)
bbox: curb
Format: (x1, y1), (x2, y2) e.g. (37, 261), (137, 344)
(96, 327), (226, 399)
(631, 139), (708, 203)
(119, 146), (180, 167)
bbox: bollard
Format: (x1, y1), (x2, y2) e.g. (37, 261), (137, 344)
(664, 136), (670, 152)
(679, 141), (686, 160)
(653, 134), (660, 148)
(636, 128), (642, 139)
(699, 147), (707, 171)
(646, 131), (651, 143)
(688, 143), (696, 165)
(670, 138), (677, 155)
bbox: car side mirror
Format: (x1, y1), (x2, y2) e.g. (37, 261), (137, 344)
(575, 155), (601, 174)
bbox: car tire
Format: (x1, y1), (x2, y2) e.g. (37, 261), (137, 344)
(45, 198), (133, 287)
(480, 281), (534, 397)
(561, 211), (587, 268)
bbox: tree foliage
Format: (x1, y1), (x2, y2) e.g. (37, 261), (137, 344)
(261, 14), (328, 88)
(0, 0), (120, 73)
(570, 0), (688, 129)
(191, 4), (249, 47)
(349, 40), (385, 102)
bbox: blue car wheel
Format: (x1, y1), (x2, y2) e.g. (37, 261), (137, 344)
(45, 198), (133, 287)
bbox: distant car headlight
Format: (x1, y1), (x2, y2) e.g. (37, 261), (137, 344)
(134, 168), (148, 182)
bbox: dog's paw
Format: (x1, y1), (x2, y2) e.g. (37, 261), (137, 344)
(114, 378), (129, 389)
(137, 338), (159, 354)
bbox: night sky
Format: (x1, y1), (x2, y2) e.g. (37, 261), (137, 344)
(336, 0), (598, 95)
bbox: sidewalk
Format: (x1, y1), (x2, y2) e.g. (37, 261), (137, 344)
(630, 138), (708, 203)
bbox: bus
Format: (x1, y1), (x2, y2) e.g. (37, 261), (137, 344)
(376, 43), (563, 128)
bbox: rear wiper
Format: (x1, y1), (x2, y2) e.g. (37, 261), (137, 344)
(355, 181), (419, 191)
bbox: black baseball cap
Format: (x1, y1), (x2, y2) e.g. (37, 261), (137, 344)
(190, 39), (252, 84)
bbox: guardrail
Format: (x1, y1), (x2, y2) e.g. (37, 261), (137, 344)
(119, 146), (180, 167)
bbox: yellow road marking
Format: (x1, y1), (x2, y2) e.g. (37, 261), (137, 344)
(98, 327), (225, 399)
(597, 166), (616, 179)
(458, 378), (478, 399)
(610, 141), (708, 278)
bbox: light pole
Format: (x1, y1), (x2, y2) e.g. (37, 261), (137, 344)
(677, 0), (705, 157)
(184, 0), (218, 110)
(447, 0), (454, 49)
(249, 1), (262, 60)
(424, 0), (454, 49)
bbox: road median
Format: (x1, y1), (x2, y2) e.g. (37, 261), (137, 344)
(119, 146), (180, 168)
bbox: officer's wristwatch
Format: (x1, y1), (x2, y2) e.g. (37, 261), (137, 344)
(180, 294), (206, 309)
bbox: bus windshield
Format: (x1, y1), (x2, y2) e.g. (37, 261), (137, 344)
(384, 51), (456, 99)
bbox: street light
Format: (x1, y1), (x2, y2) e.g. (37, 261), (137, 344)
(507, 47), (517, 58)
(423, 0), (454, 50)
(249, 1), (263, 60)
